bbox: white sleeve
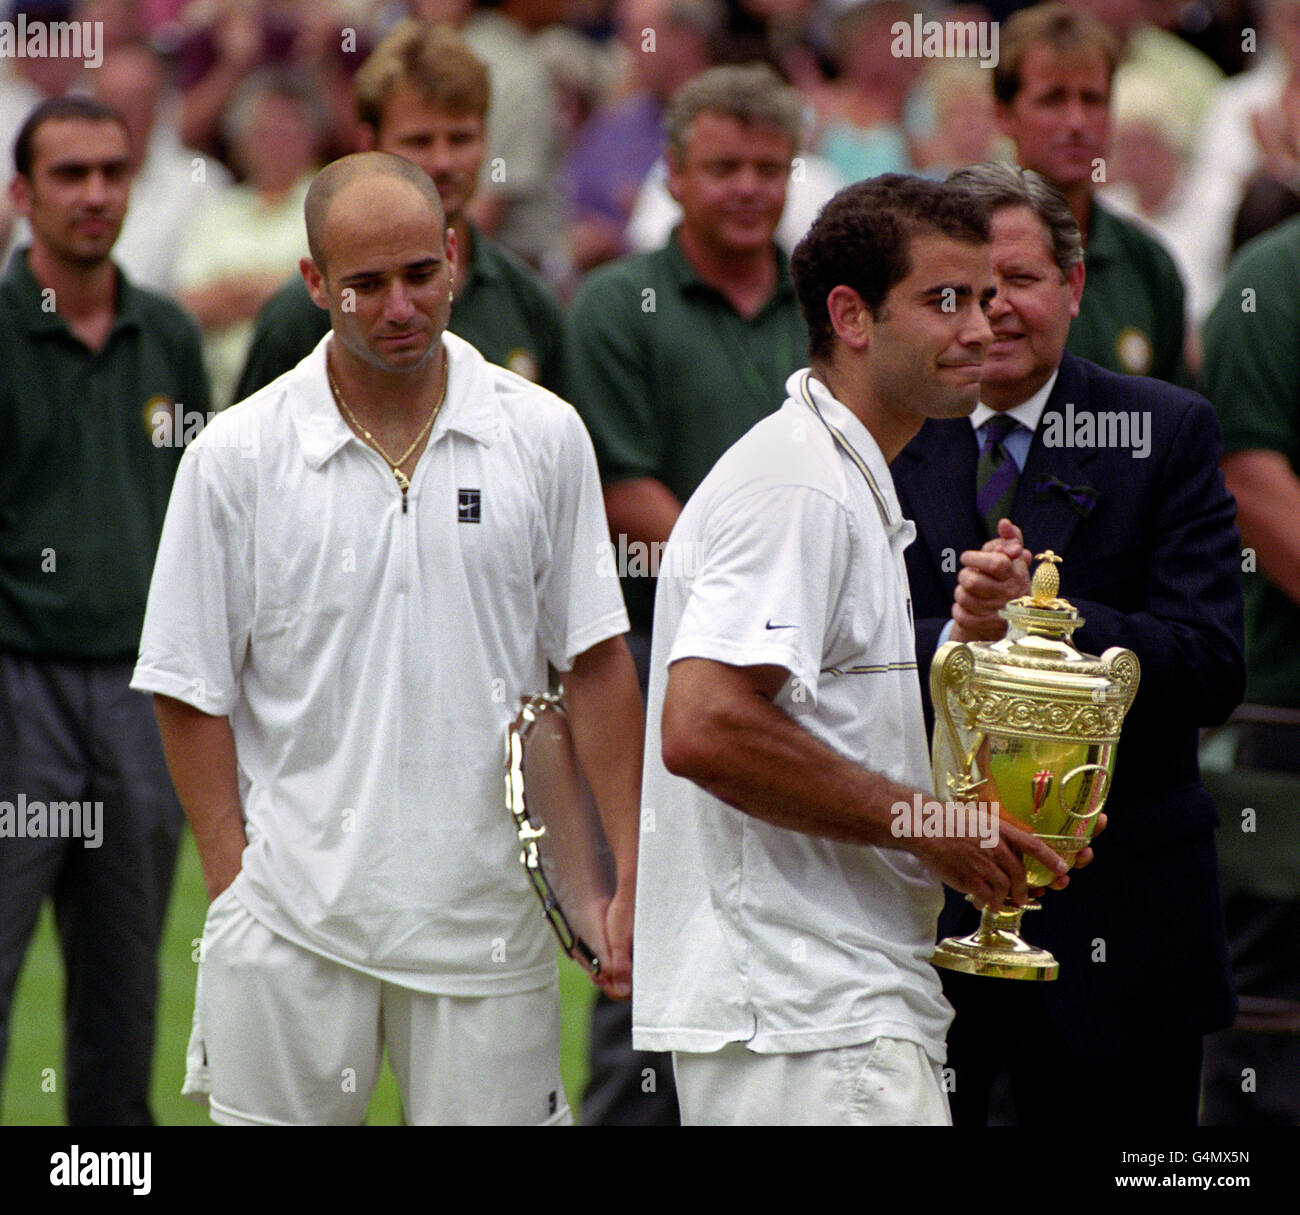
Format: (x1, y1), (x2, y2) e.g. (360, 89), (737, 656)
(668, 483), (854, 706)
(537, 406), (630, 671)
(130, 437), (253, 716)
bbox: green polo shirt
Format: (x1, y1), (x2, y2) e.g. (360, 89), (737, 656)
(234, 226), (566, 403)
(1202, 216), (1300, 708)
(0, 250), (210, 660)
(1067, 199), (1187, 385)
(566, 232), (807, 629)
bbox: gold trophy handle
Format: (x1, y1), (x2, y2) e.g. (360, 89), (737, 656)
(1057, 762), (1110, 825)
(930, 642), (984, 799)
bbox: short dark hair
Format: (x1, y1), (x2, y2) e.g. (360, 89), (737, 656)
(14, 97), (129, 178)
(791, 174), (990, 361)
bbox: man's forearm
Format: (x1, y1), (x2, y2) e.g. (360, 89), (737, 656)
(153, 693), (246, 899)
(661, 658), (914, 848)
(660, 657), (1066, 907)
(1224, 450), (1300, 605)
(562, 635), (644, 885)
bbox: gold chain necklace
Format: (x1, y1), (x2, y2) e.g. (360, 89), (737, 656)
(327, 346), (448, 503)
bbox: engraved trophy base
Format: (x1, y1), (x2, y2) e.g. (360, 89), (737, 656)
(932, 905), (1059, 981)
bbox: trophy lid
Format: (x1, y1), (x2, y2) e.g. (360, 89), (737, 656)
(1000, 551), (1085, 649)
(933, 551), (1140, 746)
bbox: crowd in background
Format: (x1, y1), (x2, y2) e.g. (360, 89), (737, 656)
(3, 0), (1299, 403)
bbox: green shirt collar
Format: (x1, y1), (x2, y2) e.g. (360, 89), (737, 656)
(665, 226), (797, 312)
(1083, 199), (1121, 268)
(461, 222), (503, 289)
(2, 247), (144, 342)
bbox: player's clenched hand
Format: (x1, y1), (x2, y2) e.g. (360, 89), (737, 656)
(910, 808), (1067, 909)
(591, 882), (633, 1001)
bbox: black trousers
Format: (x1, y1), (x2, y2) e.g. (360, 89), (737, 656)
(943, 970), (1204, 1127)
(581, 626), (680, 1125)
(0, 652), (183, 1125)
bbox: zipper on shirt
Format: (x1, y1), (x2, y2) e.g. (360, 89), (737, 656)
(394, 468), (413, 594)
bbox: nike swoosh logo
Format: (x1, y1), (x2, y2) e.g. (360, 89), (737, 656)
(765, 621), (797, 630)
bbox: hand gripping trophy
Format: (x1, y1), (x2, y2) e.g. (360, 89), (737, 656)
(930, 552), (1140, 980)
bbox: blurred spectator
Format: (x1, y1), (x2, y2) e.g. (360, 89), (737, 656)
(368, 0), (474, 42)
(1065, 0), (1224, 131)
(809, 0), (922, 182)
(538, 21), (619, 145)
(92, 39), (234, 295)
(731, 0), (818, 76)
(172, 0), (365, 163)
(908, 58), (1009, 177)
(464, 0), (570, 278)
(1101, 71), (1217, 359)
(0, 1), (88, 249)
(174, 70), (322, 406)
(624, 130), (843, 255)
(564, 0), (723, 274)
(1184, 0), (1300, 319)
(1144, 0), (1254, 78)
(74, 0), (143, 49)
(995, 1), (1188, 382)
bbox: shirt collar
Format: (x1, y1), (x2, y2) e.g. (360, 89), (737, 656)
(2, 247), (143, 339)
(666, 226), (796, 306)
(792, 368), (907, 531)
(460, 222), (499, 288)
(1083, 198), (1121, 267)
(969, 367), (1058, 435)
(288, 331), (500, 471)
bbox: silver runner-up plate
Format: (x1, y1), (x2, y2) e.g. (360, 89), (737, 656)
(505, 692), (616, 976)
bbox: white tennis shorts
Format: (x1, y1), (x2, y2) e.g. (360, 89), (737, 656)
(184, 883), (571, 1125)
(673, 1037), (952, 1126)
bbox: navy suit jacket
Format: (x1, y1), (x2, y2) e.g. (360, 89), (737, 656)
(891, 353), (1243, 1056)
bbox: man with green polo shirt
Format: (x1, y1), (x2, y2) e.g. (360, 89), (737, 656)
(0, 97), (210, 1124)
(233, 20), (564, 405)
(564, 62), (808, 1125)
(994, 2), (1187, 383)
(1199, 215), (1300, 1124)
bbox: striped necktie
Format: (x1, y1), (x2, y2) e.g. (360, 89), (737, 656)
(975, 413), (1022, 539)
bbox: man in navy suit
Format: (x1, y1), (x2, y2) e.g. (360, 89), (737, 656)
(892, 162), (1244, 1126)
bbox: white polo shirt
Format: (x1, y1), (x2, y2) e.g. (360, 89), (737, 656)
(132, 332), (628, 994)
(633, 369), (950, 1059)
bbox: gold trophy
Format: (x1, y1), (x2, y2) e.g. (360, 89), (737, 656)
(929, 552), (1139, 980)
